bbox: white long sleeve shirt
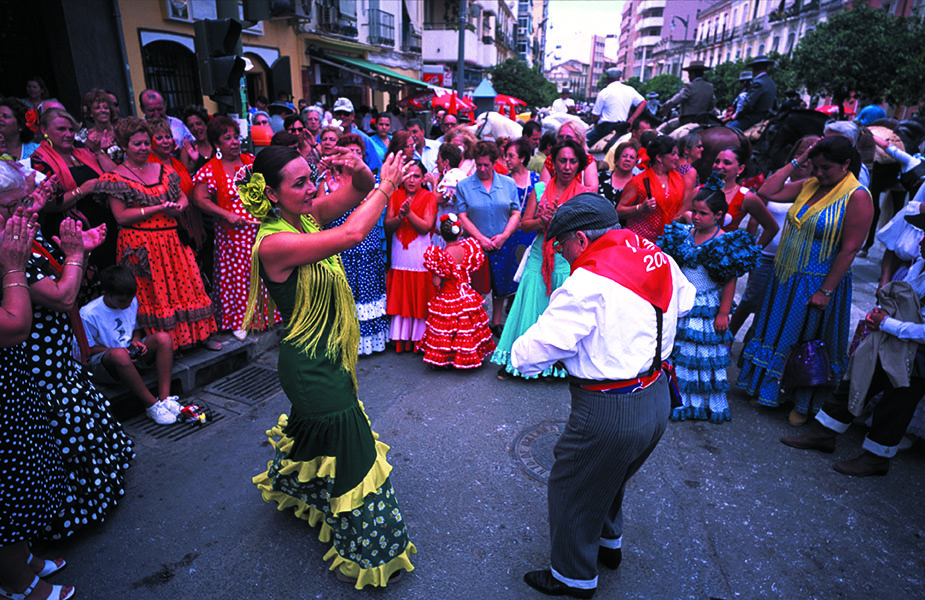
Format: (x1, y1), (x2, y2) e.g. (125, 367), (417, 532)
(511, 260), (695, 381)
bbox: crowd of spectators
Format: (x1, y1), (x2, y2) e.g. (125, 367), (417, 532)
(4, 71), (925, 597)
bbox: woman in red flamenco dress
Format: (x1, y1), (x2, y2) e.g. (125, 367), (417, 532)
(418, 214), (495, 369)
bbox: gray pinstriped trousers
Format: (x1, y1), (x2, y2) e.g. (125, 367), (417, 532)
(548, 376), (670, 586)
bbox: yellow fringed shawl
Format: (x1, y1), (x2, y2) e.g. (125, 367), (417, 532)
(243, 215), (360, 387)
(774, 173), (864, 284)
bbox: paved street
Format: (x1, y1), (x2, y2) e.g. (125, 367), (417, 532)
(38, 246), (925, 600)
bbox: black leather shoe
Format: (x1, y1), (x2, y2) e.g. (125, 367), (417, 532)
(780, 421), (837, 453)
(833, 451), (890, 477)
(523, 569), (595, 599)
(598, 546), (622, 570)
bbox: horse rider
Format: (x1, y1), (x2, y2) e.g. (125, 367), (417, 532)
(586, 68), (648, 149)
(661, 60), (716, 126)
(728, 55), (777, 132)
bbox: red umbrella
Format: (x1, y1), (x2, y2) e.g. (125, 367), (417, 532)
(432, 92), (475, 114)
(494, 94), (526, 120)
(401, 90), (475, 114)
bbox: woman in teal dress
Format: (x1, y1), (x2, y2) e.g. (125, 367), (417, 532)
(737, 136), (873, 426)
(238, 146), (415, 588)
(492, 139), (590, 380)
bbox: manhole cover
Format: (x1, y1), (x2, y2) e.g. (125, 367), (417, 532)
(512, 420), (566, 483)
(123, 401), (227, 441)
(204, 364), (282, 405)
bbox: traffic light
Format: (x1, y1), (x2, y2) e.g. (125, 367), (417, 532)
(194, 18), (246, 102)
(242, 0), (296, 22)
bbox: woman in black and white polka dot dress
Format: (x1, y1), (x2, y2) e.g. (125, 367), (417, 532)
(26, 219), (135, 539)
(0, 204), (72, 600)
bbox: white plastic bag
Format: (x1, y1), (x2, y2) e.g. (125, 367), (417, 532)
(513, 244), (531, 283)
(876, 201), (923, 262)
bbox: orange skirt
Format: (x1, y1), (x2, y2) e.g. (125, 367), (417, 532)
(386, 269), (436, 320)
(117, 214), (217, 349)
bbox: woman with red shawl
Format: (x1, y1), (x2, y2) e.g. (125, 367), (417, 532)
(31, 108), (117, 289)
(491, 138), (590, 380)
(384, 160), (437, 352)
(617, 135), (686, 243)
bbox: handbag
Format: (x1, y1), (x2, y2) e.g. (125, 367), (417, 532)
(662, 360), (682, 408)
(780, 307), (833, 392)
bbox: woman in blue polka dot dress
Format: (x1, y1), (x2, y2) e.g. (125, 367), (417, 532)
(26, 218), (135, 539)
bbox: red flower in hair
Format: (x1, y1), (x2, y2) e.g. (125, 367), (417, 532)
(25, 109), (39, 133)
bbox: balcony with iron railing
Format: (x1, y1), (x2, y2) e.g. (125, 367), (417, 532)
(368, 8), (395, 46)
(318, 3), (358, 38)
(402, 27), (422, 53)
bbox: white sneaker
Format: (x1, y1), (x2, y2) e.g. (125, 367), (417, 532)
(146, 400), (177, 425)
(161, 396), (183, 416)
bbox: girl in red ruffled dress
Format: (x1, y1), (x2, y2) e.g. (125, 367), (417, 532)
(417, 214), (495, 369)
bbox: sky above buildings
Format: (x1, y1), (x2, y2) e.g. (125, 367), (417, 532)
(544, 0), (625, 70)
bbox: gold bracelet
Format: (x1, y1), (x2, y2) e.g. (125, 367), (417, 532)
(65, 260), (84, 268)
(3, 282), (29, 290)
(2, 270), (25, 277)
(141, 207), (146, 217)
(75, 186), (82, 197)
(372, 188), (390, 202)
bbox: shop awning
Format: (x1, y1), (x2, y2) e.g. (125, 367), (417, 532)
(318, 54), (429, 88)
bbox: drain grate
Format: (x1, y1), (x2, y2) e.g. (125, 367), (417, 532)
(512, 420), (566, 484)
(124, 402), (227, 441)
(203, 364), (282, 405)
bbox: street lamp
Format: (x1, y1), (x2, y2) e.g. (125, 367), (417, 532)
(672, 15), (690, 92)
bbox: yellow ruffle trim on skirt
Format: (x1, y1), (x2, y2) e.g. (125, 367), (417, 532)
(251, 414), (416, 589)
(253, 414), (393, 515)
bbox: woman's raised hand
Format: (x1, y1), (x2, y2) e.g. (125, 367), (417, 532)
(325, 146), (367, 177)
(379, 152), (406, 189)
(53, 218), (86, 260)
(101, 129), (116, 151)
(184, 140), (200, 162)
(85, 129), (102, 153)
(0, 209), (39, 273)
(82, 224), (107, 252)
(28, 174), (56, 216)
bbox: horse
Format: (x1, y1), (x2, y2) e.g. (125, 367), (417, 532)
(751, 108), (831, 175)
(467, 111), (524, 141)
(540, 112), (592, 138)
(673, 125), (752, 184)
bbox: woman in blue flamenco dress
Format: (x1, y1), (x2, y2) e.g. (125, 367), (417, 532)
(736, 136), (872, 426)
(659, 175), (760, 423)
(239, 147), (415, 588)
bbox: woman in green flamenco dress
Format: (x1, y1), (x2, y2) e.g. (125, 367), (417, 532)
(237, 146), (415, 588)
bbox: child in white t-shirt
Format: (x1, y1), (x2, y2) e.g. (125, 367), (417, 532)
(80, 266), (181, 424)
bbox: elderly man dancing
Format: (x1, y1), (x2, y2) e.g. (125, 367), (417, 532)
(513, 194), (694, 598)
